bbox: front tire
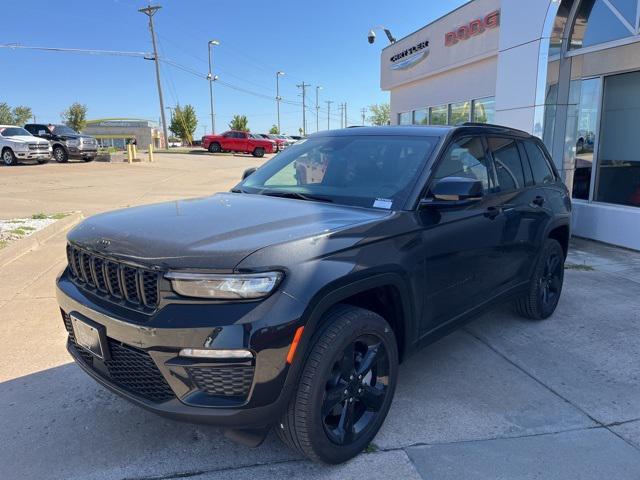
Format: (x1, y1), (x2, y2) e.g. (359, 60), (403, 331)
(515, 238), (565, 320)
(2, 148), (17, 166)
(252, 147), (265, 158)
(208, 142), (221, 153)
(277, 305), (398, 464)
(53, 146), (68, 163)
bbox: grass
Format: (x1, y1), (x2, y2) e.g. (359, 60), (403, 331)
(364, 443), (378, 453)
(10, 226), (36, 236)
(31, 212), (69, 220)
(0, 240), (7, 250)
(565, 263), (595, 271)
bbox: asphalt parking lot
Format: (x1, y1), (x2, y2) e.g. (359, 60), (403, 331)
(0, 154), (639, 479)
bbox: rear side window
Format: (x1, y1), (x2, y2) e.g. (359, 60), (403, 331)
(523, 140), (556, 184)
(488, 137), (526, 192)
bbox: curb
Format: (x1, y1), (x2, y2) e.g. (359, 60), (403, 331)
(0, 211), (84, 269)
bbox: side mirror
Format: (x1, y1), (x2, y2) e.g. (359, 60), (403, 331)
(242, 167), (257, 180)
(420, 177), (483, 208)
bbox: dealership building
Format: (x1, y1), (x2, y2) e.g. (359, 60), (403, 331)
(381, 0), (640, 250)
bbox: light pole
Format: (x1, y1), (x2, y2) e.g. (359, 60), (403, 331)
(325, 100), (333, 130)
(208, 39), (220, 134)
(276, 71), (285, 134)
(315, 86), (323, 132)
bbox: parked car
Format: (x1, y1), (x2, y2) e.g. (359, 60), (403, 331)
(57, 124), (570, 464)
(288, 135), (303, 141)
(0, 125), (51, 166)
(202, 130), (274, 157)
(251, 133), (278, 152)
(24, 123), (98, 163)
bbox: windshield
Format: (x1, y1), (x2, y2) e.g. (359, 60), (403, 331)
(52, 125), (78, 136)
(0, 127), (32, 137)
(240, 135), (438, 209)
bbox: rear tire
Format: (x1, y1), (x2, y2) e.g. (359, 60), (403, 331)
(2, 148), (17, 166)
(277, 304), (398, 464)
(208, 142), (221, 153)
(37, 158), (49, 164)
(53, 145), (68, 163)
(252, 147), (265, 158)
(83, 157), (95, 163)
(515, 238), (565, 320)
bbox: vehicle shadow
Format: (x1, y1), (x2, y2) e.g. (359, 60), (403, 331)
(0, 363), (300, 480)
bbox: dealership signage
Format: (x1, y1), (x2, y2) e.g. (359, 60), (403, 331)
(389, 40), (430, 70)
(445, 10), (500, 47)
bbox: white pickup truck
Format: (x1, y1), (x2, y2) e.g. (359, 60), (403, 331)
(0, 125), (52, 166)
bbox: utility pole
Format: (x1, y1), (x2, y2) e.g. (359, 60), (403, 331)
(361, 108), (367, 126)
(315, 86), (322, 132)
(296, 81), (310, 136)
(276, 71), (285, 134)
(344, 102), (348, 127)
(325, 100), (333, 130)
(139, 4), (169, 149)
(208, 40), (220, 134)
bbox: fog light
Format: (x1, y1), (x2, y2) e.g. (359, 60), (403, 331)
(179, 348), (253, 359)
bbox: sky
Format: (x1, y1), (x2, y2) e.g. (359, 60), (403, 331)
(0, 0), (467, 136)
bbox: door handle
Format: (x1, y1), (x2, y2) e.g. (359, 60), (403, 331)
(532, 196), (545, 207)
(484, 206), (501, 219)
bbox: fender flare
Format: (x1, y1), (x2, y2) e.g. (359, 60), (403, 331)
(281, 271), (415, 392)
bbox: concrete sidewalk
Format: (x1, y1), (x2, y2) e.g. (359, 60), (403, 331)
(0, 155), (638, 479)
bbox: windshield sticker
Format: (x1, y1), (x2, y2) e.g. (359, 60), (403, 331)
(373, 198), (393, 209)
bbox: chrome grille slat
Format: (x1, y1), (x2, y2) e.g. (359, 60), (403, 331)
(66, 244), (160, 312)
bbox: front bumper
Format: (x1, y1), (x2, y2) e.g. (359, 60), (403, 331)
(15, 151), (51, 160)
(56, 271), (304, 428)
(68, 146), (97, 158)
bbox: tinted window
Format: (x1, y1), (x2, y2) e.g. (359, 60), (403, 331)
(0, 127), (31, 137)
(523, 140), (555, 184)
(432, 136), (493, 193)
(489, 137), (526, 191)
(242, 135), (439, 209)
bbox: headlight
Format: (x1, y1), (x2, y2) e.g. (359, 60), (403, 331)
(14, 143), (28, 151)
(165, 271), (283, 299)
(66, 139), (79, 147)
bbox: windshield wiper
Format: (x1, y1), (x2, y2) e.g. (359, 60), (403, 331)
(259, 190), (334, 203)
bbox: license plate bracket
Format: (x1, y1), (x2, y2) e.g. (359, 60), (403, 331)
(70, 314), (109, 360)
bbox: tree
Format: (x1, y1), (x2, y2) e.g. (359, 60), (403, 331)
(61, 103), (88, 132)
(0, 103), (13, 124)
(12, 106), (32, 125)
(269, 124), (279, 134)
(368, 103), (391, 126)
(0, 103), (33, 125)
(229, 115), (249, 132)
(169, 104), (198, 145)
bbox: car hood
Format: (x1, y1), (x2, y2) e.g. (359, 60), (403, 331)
(68, 192), (390, 270)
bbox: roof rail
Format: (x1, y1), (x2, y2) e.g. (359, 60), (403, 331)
(459, 122), (509, 128)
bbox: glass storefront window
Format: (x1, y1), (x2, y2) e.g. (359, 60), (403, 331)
(430, 105), (448, 125)
(570, 0), (633, 50)
(448, 101), (471, 125)
(413, 108), (428, 125)
(398, 112), (412, 125)
(569, 78), (600, 200)
(596, 71), (640, 207)
(471, 97), (495, 123)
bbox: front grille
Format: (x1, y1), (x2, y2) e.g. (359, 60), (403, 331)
(62, 311), (174, 403)
(66, 244), (160, 311)
(187, 365), (254, 398)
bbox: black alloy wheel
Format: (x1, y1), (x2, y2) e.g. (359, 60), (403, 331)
(208, 142), (221, 153)
(516, 238), (565, 320)
(277, 305), (398, 464)
(253, 147), (265, 158)
(322, 334), (390, 446)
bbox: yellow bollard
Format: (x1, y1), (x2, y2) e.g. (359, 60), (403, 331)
(127, 144), (133, 163)
(148, 144), (154, 162)
(132, 144), (138, 160)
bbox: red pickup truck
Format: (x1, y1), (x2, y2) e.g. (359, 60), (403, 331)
(202, 130), (274, 157)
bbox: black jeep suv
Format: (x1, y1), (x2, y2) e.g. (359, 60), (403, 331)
(56, 124), (570, 463)
(25, 123), (98, 162)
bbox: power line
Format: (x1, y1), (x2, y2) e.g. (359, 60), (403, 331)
(0, 43), (149, 57)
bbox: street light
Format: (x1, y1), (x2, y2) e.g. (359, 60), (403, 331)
(276, 71), (285, 134)
(315, 86), (323, 132)
(208, 39), (220, 134)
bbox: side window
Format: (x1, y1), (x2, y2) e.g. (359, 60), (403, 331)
(432, 136), (493, 193)
(488, 137), (526, 192)
(517, 142), (535, 186)
(524, 140), (556, 184)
